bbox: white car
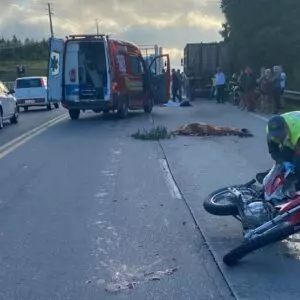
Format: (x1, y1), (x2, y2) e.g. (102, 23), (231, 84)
(0, 81), (19, 129)
(14, 76), (59, 111)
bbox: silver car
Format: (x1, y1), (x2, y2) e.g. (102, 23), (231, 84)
(0, 81), (19, 129)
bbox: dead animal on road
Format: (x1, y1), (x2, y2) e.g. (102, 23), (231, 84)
(173, 122), (253, 137)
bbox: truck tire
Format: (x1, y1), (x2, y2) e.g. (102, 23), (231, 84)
(10, 108), (19, 124)
(0, 110), (3, 129)
(117, 99), (129, 119)
(69, 109), (80, 120)
(144, 98), (153, 113)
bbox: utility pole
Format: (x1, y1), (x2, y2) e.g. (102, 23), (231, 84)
(47, 3), (54, 37)
(95, 19), (99, 35)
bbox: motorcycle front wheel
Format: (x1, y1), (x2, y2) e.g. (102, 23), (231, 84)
(203, 186), (257, 216)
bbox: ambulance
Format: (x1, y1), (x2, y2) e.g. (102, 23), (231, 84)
(47, 34), (170, 120)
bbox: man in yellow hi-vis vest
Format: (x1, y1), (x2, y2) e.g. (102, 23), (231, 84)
(267, 112), (300, 189)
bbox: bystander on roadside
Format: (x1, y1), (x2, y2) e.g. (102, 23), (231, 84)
(215, 67), (226, 104)
(240, 66), (256, 111)
(271, 65), (283, 114)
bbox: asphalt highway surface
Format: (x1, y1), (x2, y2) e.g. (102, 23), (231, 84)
(0, 100), (300, 300)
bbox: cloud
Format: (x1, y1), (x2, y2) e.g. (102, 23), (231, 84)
(0, 0), (224, 67)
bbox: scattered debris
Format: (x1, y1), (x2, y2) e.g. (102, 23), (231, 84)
(162, 100), (180, 107)
(173, 122), (254, 138)
(131, 126), (175, 140)
(179, 100), (192, 107)
(105, 282), (137, 293)
(161, 100), (192, 107)
(104, 267), (178, 294)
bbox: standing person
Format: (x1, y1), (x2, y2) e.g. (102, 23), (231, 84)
(260, 69), (273, 113)
(256, 67), (266, 112)
(182, 72), (188, 97)
(171, 69), (179, 102)
(176, 69), (182, 101)
(209, 74), (216, 100)
(280, 65), (286, 108)
(241, 66), (256, 112)
(229, 73), (238, 105)
(215, 67), (226, 104)
(271, 65), (282, 114)
(238, 68), (246, 109)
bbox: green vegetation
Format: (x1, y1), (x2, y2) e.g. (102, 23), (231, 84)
(220, 0), (300, 90)
(283, 101), (300, 113)
(131, 126), (175, 140)
(0, 60), (47, 82)
(0, 36), (49, 81)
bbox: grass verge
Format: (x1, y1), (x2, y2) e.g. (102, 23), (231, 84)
(0, 60), (47, 81)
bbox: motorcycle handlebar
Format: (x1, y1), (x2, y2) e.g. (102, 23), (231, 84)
(244, 179), (256, 187)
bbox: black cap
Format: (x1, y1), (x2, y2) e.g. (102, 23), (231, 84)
(267, 115), (286, 139)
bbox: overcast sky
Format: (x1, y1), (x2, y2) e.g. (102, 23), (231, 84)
(0, 0), (224, 68)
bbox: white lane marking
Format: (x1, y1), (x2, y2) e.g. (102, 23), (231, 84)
(250, 112), (269, 122)
(0, 113), (67, 153)
(94, 191), (108, 198)
(0, 114), (67, 160)
(159, 158), (182, 200)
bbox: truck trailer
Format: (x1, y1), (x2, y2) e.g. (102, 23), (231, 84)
(183, 42), (230, 101)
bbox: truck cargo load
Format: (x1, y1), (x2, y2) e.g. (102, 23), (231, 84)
(183, 42), (230, 101)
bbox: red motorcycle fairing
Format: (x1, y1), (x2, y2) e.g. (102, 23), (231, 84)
(278, 194), (300, 224)
(264, 173), (285, 197)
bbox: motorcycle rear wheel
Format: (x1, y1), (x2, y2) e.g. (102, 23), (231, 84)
(223, 223), (295, 266)
(203, 186), (257, 216)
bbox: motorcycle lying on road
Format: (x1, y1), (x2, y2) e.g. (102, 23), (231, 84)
(203, 162), (300, 266)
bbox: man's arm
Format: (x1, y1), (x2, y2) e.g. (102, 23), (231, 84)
(267, 137), (282, 162)
(292, 139), (300, 190)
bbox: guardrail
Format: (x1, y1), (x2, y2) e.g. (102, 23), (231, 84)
(283, 90), (300, 102)
(228, 81), (300, 103)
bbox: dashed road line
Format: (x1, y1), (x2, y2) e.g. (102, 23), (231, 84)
(159, 158), (182, 200)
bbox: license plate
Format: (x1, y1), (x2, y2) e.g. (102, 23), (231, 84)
(25, 100), (35, 104)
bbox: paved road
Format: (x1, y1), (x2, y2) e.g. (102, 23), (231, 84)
(0, 108), (233, 300)
(156, 101), (300, 300)
(0, 106), (65, 146)
(1, 101), (300, 299)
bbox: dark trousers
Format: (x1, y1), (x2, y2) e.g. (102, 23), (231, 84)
(172, 87), (178, 101)
(273, 87), (282, 113)
(172, 87), (182, 102)
(216, 85), (225, 103)
(178, 86), (182, 100)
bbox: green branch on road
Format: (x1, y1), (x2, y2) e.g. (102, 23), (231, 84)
(131, 126), (175, 140)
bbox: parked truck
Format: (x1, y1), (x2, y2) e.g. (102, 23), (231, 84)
(183, 42), (230, 100)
